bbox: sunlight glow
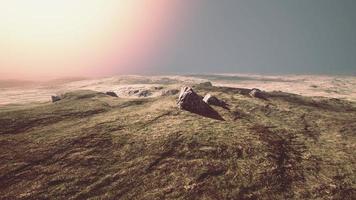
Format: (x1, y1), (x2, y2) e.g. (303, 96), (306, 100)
(0, 0), (179, 79)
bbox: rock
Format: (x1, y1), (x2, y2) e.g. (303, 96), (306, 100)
(128, 90), (140, 95)
(154, 86), (164, 90)
(177, 87), (204, 110)
(177, 87), (224, 120)
(127, 89), (152, 97)
(106, 91), (118, 97)
(249, 88), (265, 99)
(203, 94), (229, 109)
(161, 89), (180, 96)
(51, 95), (61, 103)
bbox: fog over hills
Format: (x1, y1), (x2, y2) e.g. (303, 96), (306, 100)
(1, 74), (355, 105)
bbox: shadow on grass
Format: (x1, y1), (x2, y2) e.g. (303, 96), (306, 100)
(184, 105), (225, 121)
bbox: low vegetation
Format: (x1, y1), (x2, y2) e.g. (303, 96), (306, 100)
(0, 86), (355, 199)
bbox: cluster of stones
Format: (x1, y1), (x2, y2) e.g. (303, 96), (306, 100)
(177, 85), (266, 117)
(177, 86), (226, 121)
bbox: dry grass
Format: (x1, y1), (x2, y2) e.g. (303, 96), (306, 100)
(0, 86), (355, 199)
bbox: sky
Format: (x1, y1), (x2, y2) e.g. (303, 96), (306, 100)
(0, 0), (355, 79)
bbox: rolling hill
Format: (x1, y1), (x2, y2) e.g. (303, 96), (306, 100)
(0, 83), (355, 199)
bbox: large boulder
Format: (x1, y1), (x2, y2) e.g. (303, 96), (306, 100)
(177, 87), (203, 110)
(177, 87), (223, 120)
(203, 94), (229, 109)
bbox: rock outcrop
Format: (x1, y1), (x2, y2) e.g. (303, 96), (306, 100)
(177, 87), (223, 120)
(106, 91), (118, 97)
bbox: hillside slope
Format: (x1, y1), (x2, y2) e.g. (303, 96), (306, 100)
(0, 86), (355, 199)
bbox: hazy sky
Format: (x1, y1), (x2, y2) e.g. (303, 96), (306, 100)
(0, 0), (182, 79)
(0, 0), (355, 79)
(155, 0), (356, 75)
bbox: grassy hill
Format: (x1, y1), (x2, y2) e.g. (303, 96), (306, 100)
(0, 85), (355, 199)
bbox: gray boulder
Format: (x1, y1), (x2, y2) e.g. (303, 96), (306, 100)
(177, 87), (204, 110)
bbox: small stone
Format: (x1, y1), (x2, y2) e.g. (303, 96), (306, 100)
(203, 94), (229, 109)
(106, 91), (118, 97)
(249, 88), (265, 99)
(51, 96), (61, 103)
(154, 86), (164, 90)
(128, 90), (140, 95)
